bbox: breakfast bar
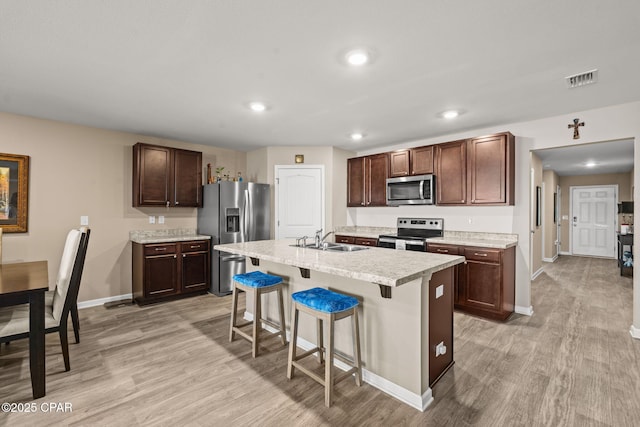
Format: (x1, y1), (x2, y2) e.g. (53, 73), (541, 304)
(215, 239), (464, 411)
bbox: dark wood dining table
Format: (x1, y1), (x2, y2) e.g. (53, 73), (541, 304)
(0, 260), (49, 399)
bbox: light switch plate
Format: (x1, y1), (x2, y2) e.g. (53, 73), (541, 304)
(80, 216), (89, 226)
(158, 215), (165, 224)
(149, 216), (155, 224)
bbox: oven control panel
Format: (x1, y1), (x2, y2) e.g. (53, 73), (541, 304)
(397, 217), (443, 231)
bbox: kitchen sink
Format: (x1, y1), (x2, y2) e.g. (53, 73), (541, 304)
(290, 242), (370, 252)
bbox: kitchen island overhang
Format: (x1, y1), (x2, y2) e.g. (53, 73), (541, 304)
(215, 239), (465, 411)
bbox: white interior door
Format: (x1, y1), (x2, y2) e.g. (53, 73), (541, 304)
(275, 165), (324, 240)
(570, 185), (617, 258)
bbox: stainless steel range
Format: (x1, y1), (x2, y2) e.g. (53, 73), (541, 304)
(377, 217), (444, 251)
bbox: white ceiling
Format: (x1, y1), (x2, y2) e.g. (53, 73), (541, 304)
(1, 1), (639, 154)
(535, 139), (634, 176)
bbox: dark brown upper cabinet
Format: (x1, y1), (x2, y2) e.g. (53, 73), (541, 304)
(389, 146), (434, 178)
(434, 140), (468, 205)
(389, 150), (410, 177)
(468, 133), (515, 205)
(133, 143), (203, 207)
(347, 153), (389, 207)
(435, 132), (514, 206)
(410, 146), (434, 175)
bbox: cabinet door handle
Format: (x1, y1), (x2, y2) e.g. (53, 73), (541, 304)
(474, 253), (488, 257)
(190, 245), (200, 249)
(155, 248), (167, 251)
(173, 255), (177, 259)
(183, 254), (186, 258)
(437, 249), (448, 253)
(166, 201), (170, 207)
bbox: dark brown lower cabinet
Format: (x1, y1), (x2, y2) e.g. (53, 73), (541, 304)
(334, 235), (378, 246)
(428, 267), (454, 387)
(427, 243), (515, 321)
(461, 246), (515, 321)
(133, 240), (210, 305)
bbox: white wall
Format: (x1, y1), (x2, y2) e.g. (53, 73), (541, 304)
(247, 146), (355, 238)
(0, 112), (246, 303)
(353, 101), (640, 335)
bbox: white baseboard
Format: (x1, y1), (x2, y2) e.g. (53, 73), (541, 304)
(631, 325), (640, 340)
(77, 293), (133, 309)
(559, 251), (571, 256)
(515, 305), (534, 316)
(244, 311), (431, 411)
(542, 254), (558, 263)
(531, 267), (544, 280)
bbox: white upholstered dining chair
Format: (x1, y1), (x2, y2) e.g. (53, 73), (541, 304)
(0, 227), (90, 371)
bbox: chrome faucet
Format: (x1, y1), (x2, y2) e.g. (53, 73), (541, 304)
(296, 236), (309, 247)
(314, 229), (323, 248)
(320, 230), (334, 244)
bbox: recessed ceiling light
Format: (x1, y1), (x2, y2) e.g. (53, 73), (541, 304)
(248, 102), (267, 112)
(585, 161), (596, 167)
(346, 51), (369, 66)
(442, 110), (459, 119)
(344, 48), (373, 66)
(350, 132), (365, 141)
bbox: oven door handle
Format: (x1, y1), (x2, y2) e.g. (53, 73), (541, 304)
(378, 237), (398, 244)
(405, 240), (425, 246)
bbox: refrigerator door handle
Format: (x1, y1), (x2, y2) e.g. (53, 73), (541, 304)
(243, 189), (250, 241)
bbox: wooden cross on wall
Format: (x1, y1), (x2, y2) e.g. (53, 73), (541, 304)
(568, 118), (584, 139)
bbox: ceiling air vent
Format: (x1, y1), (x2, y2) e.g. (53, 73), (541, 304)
(566, 69), (598, 88)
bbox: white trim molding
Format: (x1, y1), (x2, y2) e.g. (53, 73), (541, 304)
(77, 293), (132, 309)
(631, 325), (640, 340)
(515, 305), (534, 316)
(531, 267), (544, 280)
(542, 255), (558, 263)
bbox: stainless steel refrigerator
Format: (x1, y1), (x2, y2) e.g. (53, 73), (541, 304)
(197, 182), (270, 296)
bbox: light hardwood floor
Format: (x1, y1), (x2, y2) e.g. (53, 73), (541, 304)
(1, 256), (639, 426)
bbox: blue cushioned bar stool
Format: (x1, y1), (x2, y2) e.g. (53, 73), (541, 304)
(229, 271), (287, 358)
(287, 287), (362, 407)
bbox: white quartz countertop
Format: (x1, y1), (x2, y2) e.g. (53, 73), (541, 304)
(130, 228), (211, 244)
(214, 239), (464, 287)
(131, 234), (211, 244)
(426, 236), (517, 249)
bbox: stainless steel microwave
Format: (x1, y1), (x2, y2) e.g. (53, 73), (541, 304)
(386, 174), (435, 205)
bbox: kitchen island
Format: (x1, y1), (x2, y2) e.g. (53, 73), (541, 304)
(214, 239), (464, 411)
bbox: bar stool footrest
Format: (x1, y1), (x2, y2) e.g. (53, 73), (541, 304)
(291, 361), (326, 386)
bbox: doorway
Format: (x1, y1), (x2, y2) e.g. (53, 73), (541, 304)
(274, 165), (325, 240)
(570, 185), (617, 258)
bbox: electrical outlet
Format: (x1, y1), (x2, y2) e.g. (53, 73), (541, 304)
(149, 216), (156, 224)
(435, 284), (444, 299)
(80, 215), (89, 226)
(158, 215), (165, 224)
(468, 217), (473, 224)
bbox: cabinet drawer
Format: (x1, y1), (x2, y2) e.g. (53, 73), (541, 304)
(463, 247), (501, 263)
(144, 243), (177, 256)
(335, 235), (355, 244)
(180, 240), (209, 253)
(354, 237), (377, 246)
(427, 243), (459, 255)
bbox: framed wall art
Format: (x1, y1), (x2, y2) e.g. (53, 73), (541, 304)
(0, 152), (30, 233)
